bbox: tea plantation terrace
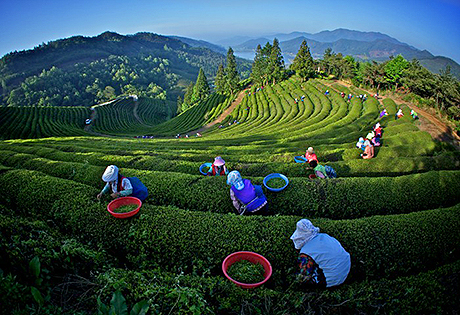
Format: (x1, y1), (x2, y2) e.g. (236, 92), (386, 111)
(0, 78), (459, 313)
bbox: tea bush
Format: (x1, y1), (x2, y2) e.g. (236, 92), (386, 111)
(1, 169), (459, 284)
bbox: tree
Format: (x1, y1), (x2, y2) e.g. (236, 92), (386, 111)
(182, 82), (194, 112)
(103, 86), (116, 100)
(261, 42), (273, 85)
(290, 40), (315, 81)
(250, 43), (272, 85)
(176, 95), (183, 114)
(434, 67), (460, 114)
(343, 56), (358, 80)
(251, 44), (265, 85)
(191, 68), (210, 104)
(214, 64), (226, 94)
(384, 55), (409, 90)
(401, 59), (436, 98)
(225, 47), (239, 94)
(267, 38), (285, 85)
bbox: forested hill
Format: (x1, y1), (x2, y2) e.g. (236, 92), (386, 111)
(0, 31), (251, 107)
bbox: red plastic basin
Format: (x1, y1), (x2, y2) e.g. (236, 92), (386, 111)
(107, 196), (141, 219)
(222, 251), (272, 289)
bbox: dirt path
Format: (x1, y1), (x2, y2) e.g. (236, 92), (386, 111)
(324, 80), (460, 149)
(132, 97), (149, 126)
(188, 89), (249, 135)
(83, 108), (97, 132)
(83, 107), (118, 138)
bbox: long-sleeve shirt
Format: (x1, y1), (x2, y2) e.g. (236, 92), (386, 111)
(100, 177), (133, 197)
(300, 233), (351, 287)
(305, 152), (318, 162)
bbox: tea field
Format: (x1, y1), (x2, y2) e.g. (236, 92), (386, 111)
(1, 78), (459, 314)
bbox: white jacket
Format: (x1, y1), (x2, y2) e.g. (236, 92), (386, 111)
(300, 233), (351, 287)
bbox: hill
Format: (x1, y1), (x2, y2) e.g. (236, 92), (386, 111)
(279, 37), (434, 62)
(169, 36), (227, 54)
(419, 56), (460, 79)
(0, 31), (251, 107)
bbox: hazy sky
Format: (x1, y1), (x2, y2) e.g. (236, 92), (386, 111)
(1, 0), (459, 62)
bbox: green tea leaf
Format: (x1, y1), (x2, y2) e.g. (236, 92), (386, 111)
(110, 291), (128, 315)
(29, 256), (40, 279)
(130, 300), (149, 315)
(30, 286), (44, 307)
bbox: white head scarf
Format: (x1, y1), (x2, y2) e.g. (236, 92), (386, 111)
(290, 219), (320, 250)
(307, 147), (314, 153)
(227, 170), (244, 190)
(102, 165), (119, 182)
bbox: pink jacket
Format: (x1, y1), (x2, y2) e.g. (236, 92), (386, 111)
(305, 152), (318, 162)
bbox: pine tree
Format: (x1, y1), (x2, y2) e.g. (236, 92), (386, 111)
(267, 38), (285, 85)
(182, 82), (194, 112)
(225, 47), (239, 94)
(176, 95), (183, 114)
(290, 40), (315, 81)
(214, 64), (226, 94)
(191, 68), (210, 103)
(260, 42), (273, 85)
(251, 45), (264, 85)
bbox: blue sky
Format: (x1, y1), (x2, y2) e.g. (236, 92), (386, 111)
(1, 0), (459, 62)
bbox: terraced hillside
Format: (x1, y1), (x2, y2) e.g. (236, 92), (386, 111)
(0, 96), (178, 139)
(90, 97), (177, 136)
(1, 78), (459, 314)
(0, 106), (91, 139)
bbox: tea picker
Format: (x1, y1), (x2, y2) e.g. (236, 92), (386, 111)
(305, 147), (317, 162)
(201, 156), (228, 176)
(290, 219), (351, 288)
(309, 160), (337, 178)
(227, 171), (268, 215)
(97, 165), (148, 201)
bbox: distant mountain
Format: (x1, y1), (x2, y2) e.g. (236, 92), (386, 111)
(279, 36), (434, 62)
(306, 28), (406, 46)
(216, 35), (253, 48)
(419, 56), (460, 79)
(170, 36), (226, 54)
(228, 28), (459, 78)
(270, 32), (313, 42)
(234, 38), (272, 51)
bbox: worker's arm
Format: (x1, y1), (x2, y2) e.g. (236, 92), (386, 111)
(100, 183), (110, 195)
(118, 188), (133, 197)
(229, 189), (241, 211)
(97, 183), (110, 199)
